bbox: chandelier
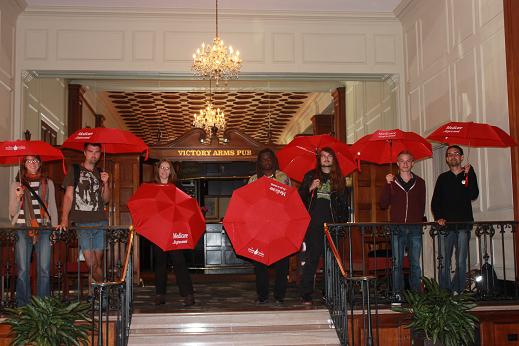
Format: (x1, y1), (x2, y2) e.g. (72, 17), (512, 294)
(192, 0), (241, 85)
(193, 80), (226, 135)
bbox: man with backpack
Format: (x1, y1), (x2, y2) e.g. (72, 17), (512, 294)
(58, 143), (111, 284)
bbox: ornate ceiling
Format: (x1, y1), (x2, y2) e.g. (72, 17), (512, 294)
(102, 90), (314, 145)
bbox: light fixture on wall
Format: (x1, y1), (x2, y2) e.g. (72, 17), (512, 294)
(193, 79), (226, 137)
(192, 0), (242, 85)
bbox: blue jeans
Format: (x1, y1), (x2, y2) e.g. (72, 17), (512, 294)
(76, 220), (107, 251)
(15, 229), (51, 306)
(439, 227), (471, 293)
(391, 225), (422, 294)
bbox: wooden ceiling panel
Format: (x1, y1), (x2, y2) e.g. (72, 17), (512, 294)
(106, 90), (312, 144)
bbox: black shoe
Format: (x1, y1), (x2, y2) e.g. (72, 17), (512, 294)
(255, 298), (269, 305)
(301, 295), (312, 305)
(183, 294), (195, 307)
(154, 294), (165, 305)
(274, 299), (284, 306)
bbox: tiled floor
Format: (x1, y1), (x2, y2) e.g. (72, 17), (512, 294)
(133, 273), (325, 314)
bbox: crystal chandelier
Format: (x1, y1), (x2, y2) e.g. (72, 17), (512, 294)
(192, 0), (241, 85)
(193, 80), (226, 134)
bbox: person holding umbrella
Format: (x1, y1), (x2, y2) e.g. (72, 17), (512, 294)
(431, 145), (479, 294)
(152, 160), (195, 306)
(379, 150), (426, 303)
(58, 143), (111, 285)
(298, 147), (350, 305)
(9, 155), (58, 306)
(247, 148), (291, 305)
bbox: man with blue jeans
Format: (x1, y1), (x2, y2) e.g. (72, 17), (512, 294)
(380, 151), (426, 302)
(432, 145), (478, 293)
(58, 143), (111, 284)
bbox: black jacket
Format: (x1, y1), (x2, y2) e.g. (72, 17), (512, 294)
(298, 170), (350, 223)
(431, 166), (479, 222)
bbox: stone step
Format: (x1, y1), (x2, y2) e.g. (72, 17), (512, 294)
(128, 309), (340, 345)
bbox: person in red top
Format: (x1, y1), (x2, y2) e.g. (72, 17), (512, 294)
(380, 150), (426, 302)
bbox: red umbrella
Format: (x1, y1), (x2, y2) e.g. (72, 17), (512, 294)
(276, 134), (356, 182)
(351, 129), (432, 164)
(127, 183), (206, 251)
(223, 176), (310, 265)
(426, 121), (517, 147)
(62, 127), (149, 160)
(0, 140), (66, 173)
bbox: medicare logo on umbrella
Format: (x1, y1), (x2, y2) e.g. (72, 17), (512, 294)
(0, 140), (66, 174)
(223, 176), (310, 266)
(128, 183), (205, 251)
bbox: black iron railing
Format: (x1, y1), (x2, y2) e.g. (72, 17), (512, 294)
(0, 225), (134, 345)
(324, 221), (519, 346)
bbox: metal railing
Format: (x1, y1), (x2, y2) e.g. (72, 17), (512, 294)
(0, 225), (134, 346)
(324, 221), (519, 346)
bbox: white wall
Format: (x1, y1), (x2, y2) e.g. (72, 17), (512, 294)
(397, 0), (513, 278)
(345, 78), (399, 144)
(22, 75), (66, 143)
(0, 0), (26, 225)
(13, 7), (405, 138)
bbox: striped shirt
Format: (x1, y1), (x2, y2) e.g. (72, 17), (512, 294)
(16, 181), (43, 225)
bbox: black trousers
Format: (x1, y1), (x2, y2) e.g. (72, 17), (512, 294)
(154, 244), (193, 297)
(254, 257), (289, 301)
(299, 224), (325, 298)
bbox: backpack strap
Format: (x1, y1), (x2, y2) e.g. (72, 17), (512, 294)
(73, 163), (80, 190)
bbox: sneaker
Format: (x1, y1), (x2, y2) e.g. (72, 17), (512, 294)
(391, 294), (403, 306)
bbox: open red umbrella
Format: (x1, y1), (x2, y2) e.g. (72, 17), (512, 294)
(351, 129), (432, 164)
(127, 183), (205, 251)
(223, 176), (310, 265)
(426, 121), (517, 147)
(276, 134), (356, 182)
(62, 127), (149, 160)
(0, 140), (66, 173)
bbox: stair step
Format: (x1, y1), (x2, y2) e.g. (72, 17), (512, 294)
(129, 309), (340, 345)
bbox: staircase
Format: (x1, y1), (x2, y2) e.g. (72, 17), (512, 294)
(128, 309), (340, 345)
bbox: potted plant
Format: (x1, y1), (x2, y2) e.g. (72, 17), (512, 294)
(4, 296), (91, 346)
(395, 277), (478, 346)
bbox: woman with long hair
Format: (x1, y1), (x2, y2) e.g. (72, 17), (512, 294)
(298, 147), (350, 304)
(8, 155), (58, 306)
(153, 159), (195, 306)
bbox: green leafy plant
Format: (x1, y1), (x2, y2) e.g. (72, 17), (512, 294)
(4, 296), (91, 346)
(395, 277), (478, 346)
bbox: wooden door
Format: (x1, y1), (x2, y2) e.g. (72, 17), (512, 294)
(350, 162), (396, 272)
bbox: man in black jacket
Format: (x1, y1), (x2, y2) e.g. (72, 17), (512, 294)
(431, 145), (479, 293)
(298, 147), (350, 304)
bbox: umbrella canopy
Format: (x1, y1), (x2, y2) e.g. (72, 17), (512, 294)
(426, 121), (517, 147)
(0, 140), (66, 173)
(223, 176), (310, 265)
(351, 129), (432, 164)
(128, 183), (206, 251)
(62, 127), (149, 159)
(276, 134), (356, 182)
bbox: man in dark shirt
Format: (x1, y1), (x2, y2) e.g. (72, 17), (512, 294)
(380, 150), (426, 301)
(431, 145), (479, 293)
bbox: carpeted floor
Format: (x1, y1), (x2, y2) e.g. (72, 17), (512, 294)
(132, 273), (325, 313)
